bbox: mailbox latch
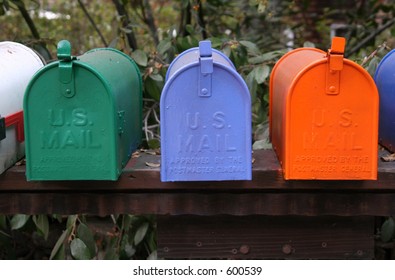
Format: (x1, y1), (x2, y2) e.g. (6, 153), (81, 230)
(57, 40), (76, 98)
(199, 41), (213, 97)
(326, 37), (345, 95)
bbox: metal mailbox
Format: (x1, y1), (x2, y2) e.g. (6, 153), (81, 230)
(160, 41), (252, 182)
(0, 41), (44, 175)
(374, 50), (395, 153)
(24, 40), (142, 181)
(270, 37), (378, 180)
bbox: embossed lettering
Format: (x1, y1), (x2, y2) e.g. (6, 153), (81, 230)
(225, 134), (236, 151)
(303, 132), (318, 149)
(72, 108), (88, 126)
(62, 130), (79, 148)
(49, 109), (65, 126)
(187, 112), (199, 130)
(339, 109), (352, 127)
(313, 109), (325, 127)
(48, 108), (90, 127)
(198, 135), (211, 151)
(178, 134), (237, 153)
(40, 129), (101, 149)
(212, 111), (225, 129)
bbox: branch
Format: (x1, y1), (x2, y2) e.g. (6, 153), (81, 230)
(141, 0), (159, 46)
(346, 17), (395, 57)
(178, 1), (191, 37)
(197, 0), (207, 39)
(77, 0), (108, 47)
(14, 0), (40, 39)
(112, 0), (138, 50)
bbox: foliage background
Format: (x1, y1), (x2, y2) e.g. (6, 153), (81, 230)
(1, 0), (395, 259)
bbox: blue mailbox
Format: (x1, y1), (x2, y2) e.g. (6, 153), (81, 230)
(160, 41), (252, 182)
(374, 50), (395, 152)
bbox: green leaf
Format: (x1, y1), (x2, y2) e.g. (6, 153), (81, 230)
(108, 37), (119, 49)
(248, 50), (285, 64)
(222, 45), (231, 58)
(366, 56), (380, 77)
(185, 25), (195, 35)
(33, 215), (49, 240)
(52, 243), (66, 260)
(70, 238), (92, 260)
(254, 64), (270, 84)
(124, 244), (136, 258)
(122, 215), (133, 232)
(66, 215), (78, 229)
(157, 39), (172, 56)
(52, 214), (63, 223)
(131, 49), (148, 67)
(144, 78), (162, 101)
(253, 139), (272, 150)
(246, 70), (258, 103)
(381, 217), (395, 242)
(149, 73), (164, 82)
(134, 222), (149, 246)
(147, 139), (160, 149)
(77, 223), (97, 257)
(147, 250), (158, 260)
(10, 214), (30, 230)
(50, 229), (69, 260)
(240, 40), (260, 56)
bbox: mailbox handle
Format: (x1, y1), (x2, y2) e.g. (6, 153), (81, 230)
(326, 37), (346, 95)
(4, 111), (24, 142)
(199, 41), (213, 97)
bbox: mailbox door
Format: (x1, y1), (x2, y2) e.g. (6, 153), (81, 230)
(24, 63), (118, 180)
(161, 63), (251, 182)
(287, 61), (378, 179)
(0, 42), (44, 174)
(374, 50), (395, 152)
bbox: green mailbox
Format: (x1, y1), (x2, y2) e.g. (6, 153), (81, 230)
(24, 40), (142, 180)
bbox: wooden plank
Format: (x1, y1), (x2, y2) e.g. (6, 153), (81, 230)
(157, 215), (374, 259)
(1, 149), (395, 215)
(2, 149), (395, 192)
(0, 192), (395, 216)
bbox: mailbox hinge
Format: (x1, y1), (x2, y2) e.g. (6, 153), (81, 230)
(326, 37), (345, 95)
(0, 111), (25, 142)
(118, 110), (126, 135)
(57, 40), (76, 98)
(199, 41), (213, 97)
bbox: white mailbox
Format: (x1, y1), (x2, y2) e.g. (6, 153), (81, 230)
(0, 41), (44, 174)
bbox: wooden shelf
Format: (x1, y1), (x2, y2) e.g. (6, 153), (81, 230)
(1, 149), (395, 216)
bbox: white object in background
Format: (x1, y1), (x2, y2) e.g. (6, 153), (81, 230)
(0, 41), (44, 174)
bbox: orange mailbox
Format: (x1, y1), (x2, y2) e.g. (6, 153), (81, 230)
(270, 37), (378, 180)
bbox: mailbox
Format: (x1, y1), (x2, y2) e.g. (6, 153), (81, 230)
(374, 50), (395, 153)
(160, 41), (252, 182)
(24, 40), (142, 181)
(270, 37), (378, 180)
(0, 41), (44, 175)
